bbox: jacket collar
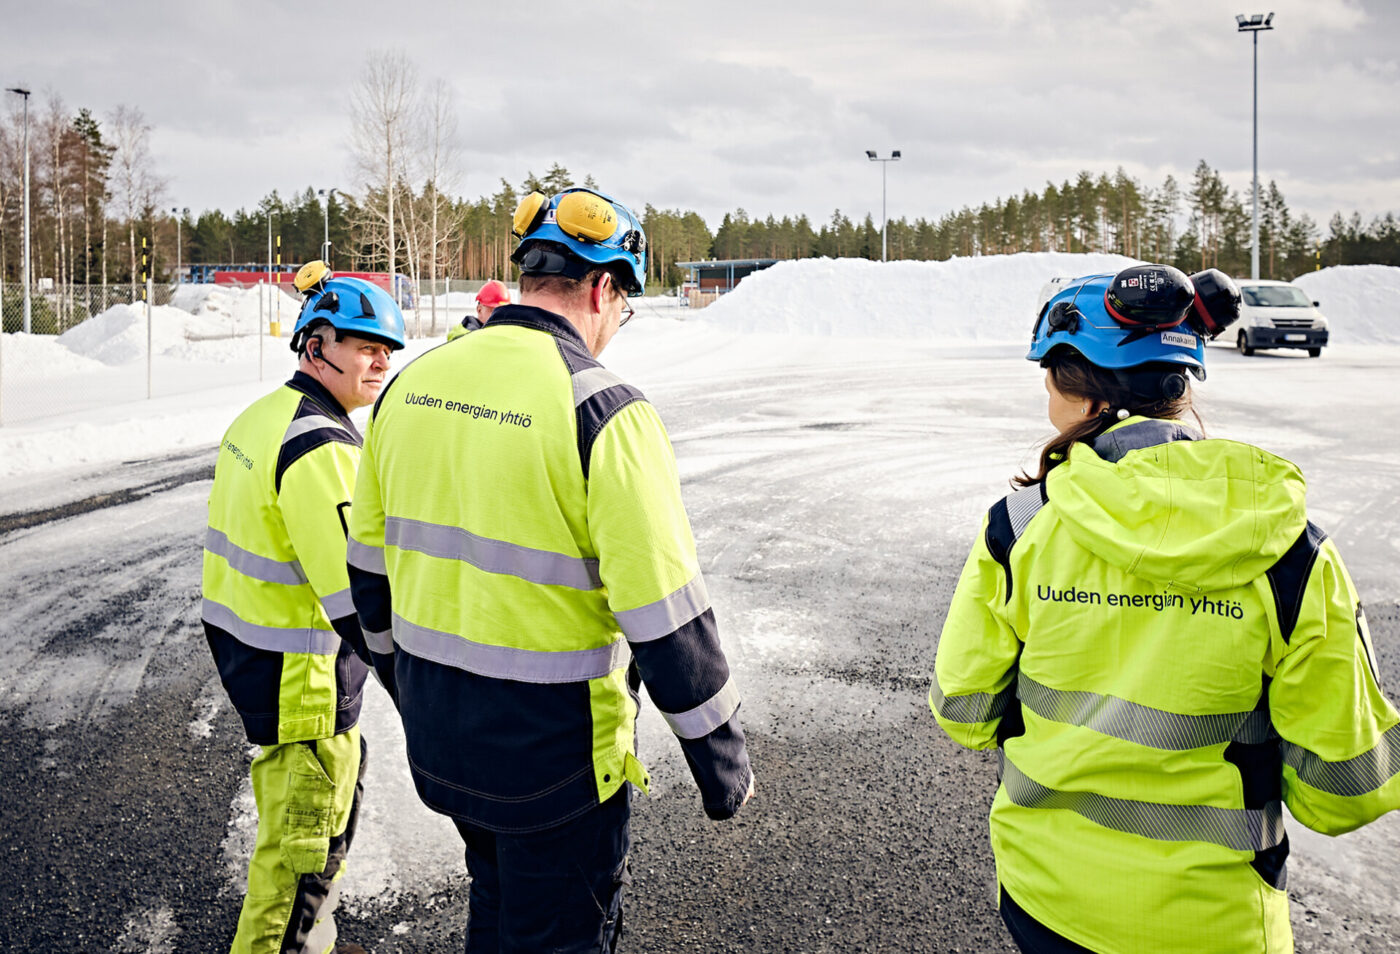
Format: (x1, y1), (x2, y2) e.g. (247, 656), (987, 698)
(287, 370), (353, 427)
(1089, 416), (1202, 464)
(484, 304), (589, 350)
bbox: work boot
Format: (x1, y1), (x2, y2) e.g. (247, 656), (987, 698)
(334, 943), (368, 954)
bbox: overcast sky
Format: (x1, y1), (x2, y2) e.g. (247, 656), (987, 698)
(8, 0), (1399, 233)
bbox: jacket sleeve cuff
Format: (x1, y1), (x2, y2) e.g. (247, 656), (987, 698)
(677, 712), (752, 820)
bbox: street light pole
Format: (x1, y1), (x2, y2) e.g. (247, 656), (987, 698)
(1237, 12), (1274, 281)
(865, 149), (902, 261)
(318, 188), (337, 264)
(171, 207), (189, 283)
(7, 87), (32, 332)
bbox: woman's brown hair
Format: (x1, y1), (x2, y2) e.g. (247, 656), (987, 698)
(1014, 348), (1201, 487)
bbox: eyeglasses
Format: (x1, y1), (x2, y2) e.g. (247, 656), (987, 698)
(619, 293), (634, 327)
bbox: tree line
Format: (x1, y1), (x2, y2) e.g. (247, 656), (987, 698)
(6, 79), (1400, 316)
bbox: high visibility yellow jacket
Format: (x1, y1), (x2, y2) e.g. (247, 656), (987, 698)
(931, 417), (1400, 954)
(445, 314), (481, 342)
(348, 304), (751, 833)
(202, 372), (369, 745)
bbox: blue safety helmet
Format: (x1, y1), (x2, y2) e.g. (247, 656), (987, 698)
(510, 187), (647, 295)
(291, 275), (406, 353)
(1028, 268), (1208, 380)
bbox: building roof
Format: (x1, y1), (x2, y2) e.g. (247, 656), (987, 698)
(675, 258), (782, 269)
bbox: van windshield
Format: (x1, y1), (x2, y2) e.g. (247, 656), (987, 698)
(1242, 285), (1312, 307)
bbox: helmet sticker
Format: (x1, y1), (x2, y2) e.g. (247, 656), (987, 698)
(1159, 331), (1197, 348)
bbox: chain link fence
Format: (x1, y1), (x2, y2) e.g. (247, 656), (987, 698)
(0, 279), (523, 427)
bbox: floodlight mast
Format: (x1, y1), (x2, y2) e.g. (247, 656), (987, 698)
(866, 150), (902, 261)
(1237, 11), (1275, 280)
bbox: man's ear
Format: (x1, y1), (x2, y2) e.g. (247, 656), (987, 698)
(590, 274), (608, 315)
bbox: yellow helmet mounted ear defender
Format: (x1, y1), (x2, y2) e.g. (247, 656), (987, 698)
(513, 190), (620, 244)
(513, 192), (549, 238)
(555, 191), (618, 242)
(294, 260), (333, 296)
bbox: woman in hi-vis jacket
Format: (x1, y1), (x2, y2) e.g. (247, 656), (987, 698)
(930, 264), (1400, 954)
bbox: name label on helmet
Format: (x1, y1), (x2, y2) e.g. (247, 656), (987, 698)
(1159, 331), (1197, 348)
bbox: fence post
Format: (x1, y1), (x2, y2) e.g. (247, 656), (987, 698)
(259, 281), (265, 382)
(146, 277), (154, 400)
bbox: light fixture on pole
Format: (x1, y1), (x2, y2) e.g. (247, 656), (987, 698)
(171, 207), (189, 284)
(7, 87), (32, 333)
(866, 149), (902, 262)
(1236, 12), (1274, 281)
(318, 188), (337, 264)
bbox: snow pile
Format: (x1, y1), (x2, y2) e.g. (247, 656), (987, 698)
(175, 284), (303, 337)
(697, 253), (1141, 340)
(1293, 265), (1400, 345)
(57, 303), (203, 365)
(0, 331), (108, 376)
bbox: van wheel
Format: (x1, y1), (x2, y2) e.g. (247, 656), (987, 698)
(1237, 331), (1255, 356)
(1307, 348), (1321, 357)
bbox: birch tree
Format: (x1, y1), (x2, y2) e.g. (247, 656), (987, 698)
(350, 49), (418, 299)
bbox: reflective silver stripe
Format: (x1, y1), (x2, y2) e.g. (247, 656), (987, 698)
(1005, 483), (1046, 539)
(201, 598), (340, 655)
(1282, 724), (1400, 797)
(662, 677), (741, 740)
(929, 674), (1015, 725)
(363, 627), (394, 655)
(1018, 672), (1262, 751)
(572, 366), (625, 407)
(1001, 756), (1285, 852)
(283, 414), (350, 444)
(615, 575), (709, 643)
(205, 527), (307, 585)
(1231, 710), (1275, 745)
(347, 538), (387, 575)
(393, 614), (628, 683)
(385, 516), (601, 590)
(320, 588), (356, 620)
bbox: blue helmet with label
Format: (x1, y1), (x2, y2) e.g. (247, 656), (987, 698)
(510, 187), (647, 295)
(291, 273), (406, 353)
(1028, 266), (1207, 379)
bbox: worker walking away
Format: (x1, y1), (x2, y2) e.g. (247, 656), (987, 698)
(447, 278), (511, 341)
(202, 260), (405, 954)
(930, 264), (1400, 953)
(347, 187), (754, 952)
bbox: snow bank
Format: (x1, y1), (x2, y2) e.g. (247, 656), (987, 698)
(0, 331), (108, 376)
(57, 304), (203, 365)
(1293, 265), (1400, 345)
(696, 253), (1141, 340)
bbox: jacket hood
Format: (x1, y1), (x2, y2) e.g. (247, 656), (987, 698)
(1045, 418), (1308, 592)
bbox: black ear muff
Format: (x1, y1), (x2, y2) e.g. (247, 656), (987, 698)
(1186, 269), (1242, 339)
(1160, 371), (1188, 401)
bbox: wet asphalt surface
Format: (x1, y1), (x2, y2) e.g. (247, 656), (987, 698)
(2, 341), (1399, 952)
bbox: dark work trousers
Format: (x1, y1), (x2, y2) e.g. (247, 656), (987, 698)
(453, 787), (631, 954)
(1000, 886), (1100, 954)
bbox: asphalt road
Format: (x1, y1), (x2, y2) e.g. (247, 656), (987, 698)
(2, 340), (1398, 952)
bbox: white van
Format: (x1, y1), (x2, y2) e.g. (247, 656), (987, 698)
(1235, 280), (1329, 357)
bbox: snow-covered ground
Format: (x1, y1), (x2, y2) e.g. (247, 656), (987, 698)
(3, 255), (1396, 478)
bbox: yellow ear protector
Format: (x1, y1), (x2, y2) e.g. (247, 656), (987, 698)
(512, 192), (549, 238)
(555, 191), (618, 241)
(295, 259), (332, 295)
(512, 189), (622, 244)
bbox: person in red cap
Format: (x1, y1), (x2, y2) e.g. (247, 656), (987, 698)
(448, 280), (511, 341)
